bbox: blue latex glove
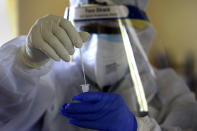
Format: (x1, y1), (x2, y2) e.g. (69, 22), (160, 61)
(60, 92), (137, 131)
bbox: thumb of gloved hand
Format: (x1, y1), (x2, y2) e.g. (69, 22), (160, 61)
(20, 14), (90, 68)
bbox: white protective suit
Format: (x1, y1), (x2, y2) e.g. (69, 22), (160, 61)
(1, 29), (197, 131)
(1, 0), (197, 131)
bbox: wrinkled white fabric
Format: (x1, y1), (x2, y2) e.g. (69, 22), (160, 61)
(0, 36), (197, 131)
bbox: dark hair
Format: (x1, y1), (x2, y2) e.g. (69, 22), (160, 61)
(80, 23), (120, 34)
(88, 0), (108, 5)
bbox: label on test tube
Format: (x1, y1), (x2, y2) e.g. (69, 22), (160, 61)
(81, 84), (89, 92)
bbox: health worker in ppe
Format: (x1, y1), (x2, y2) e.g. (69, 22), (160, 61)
(0, 0), (197, 131)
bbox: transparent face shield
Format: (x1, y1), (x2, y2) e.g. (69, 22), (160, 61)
(65, 4), (156, 116)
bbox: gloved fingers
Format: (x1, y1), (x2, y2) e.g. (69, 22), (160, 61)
(79, 32), (91, 43)
(31, 33), (60, 61)
(61, 102), (104, 113)
(42, 29), (70, 62)
(59, 20), (83, 48)
(69, 119), (105, 131)
(38, 40), (61, 61)
(52, 25), (75, 55)
(71, 92), (124, 111)
(72, 92), (104, 102)
(60, 109), (106, 121)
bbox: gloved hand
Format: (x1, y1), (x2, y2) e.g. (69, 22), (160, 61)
(20, 14), (90, 68)
(60, 92), (137, 131)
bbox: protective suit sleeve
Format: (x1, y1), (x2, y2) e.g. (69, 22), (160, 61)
(0, 36), (53, 125)
(136, 116), (190, 131)
(155, 68), (197, 131)
(134, 68), (197, 131)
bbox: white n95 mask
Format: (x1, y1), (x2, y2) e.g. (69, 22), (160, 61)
(81, 34), (128, 88)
